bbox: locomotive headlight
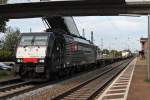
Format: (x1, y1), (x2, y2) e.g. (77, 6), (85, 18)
(17, 59), (21, 62)
(39, 59), (44, 63)
(17, 59), (22, 63)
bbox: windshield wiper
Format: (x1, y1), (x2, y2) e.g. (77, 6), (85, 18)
(23, 45), (28, 48)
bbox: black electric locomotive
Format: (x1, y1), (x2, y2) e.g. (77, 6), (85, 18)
(15, 16), (98, 81)
(15, 32), (97, 81)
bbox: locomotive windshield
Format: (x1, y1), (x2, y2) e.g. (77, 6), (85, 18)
(19, 35), (48, 46)
(16, 33), (50, 59)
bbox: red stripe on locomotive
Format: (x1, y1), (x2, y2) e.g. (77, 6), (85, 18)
(23, 58), (39, 63)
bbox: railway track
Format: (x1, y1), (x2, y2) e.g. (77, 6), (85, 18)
(52, 59), (133, 100)
(0, 81), (35, 99)
(0, 79), (59, 100)
(0, 80), (60, 100)
(0, 77), (22, 87)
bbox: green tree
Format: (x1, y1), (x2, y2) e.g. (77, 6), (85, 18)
(97, 48), (101, 54)
(110, 50), (116, 57)
(110, 50), (122, 57)
(115, 51), (122, 57)
(3, 27), (20, 51)
(0, 0), (7, 4)
(102, 49), (109, 54)
(0, 0), (8, 32)
(0, 18), (8, 32)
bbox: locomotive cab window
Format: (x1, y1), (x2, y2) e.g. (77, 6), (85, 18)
(20, 36), (33, 46)
(34, 36), (48, 46)
(19, 35), (48, 46)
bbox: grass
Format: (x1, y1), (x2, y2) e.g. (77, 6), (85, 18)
(145, 78), (150, 83)
(0, 70), (15, 80)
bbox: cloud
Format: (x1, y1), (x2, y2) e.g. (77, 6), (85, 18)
(75, 16), (147, 35)
(74, 16), (147, 51)
(7, 18), (46, 32)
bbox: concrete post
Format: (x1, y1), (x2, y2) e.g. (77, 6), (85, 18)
(148, 15), (150, 80)
(91, 31), (94, 44)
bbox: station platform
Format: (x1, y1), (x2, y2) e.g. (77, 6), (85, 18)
(97, 57), (150, 100)
(127, 58), (150, 100)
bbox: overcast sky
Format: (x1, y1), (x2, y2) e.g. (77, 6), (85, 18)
(6, 16), (148, 52)
(6, 0), (148, 52)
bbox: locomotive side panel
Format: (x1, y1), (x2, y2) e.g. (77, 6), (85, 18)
(63, 35), (97, 67)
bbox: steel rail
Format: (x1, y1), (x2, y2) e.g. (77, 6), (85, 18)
(0, 81), (32, 92)
(0, 80), (57, 99)
(87, 60), (132, 100)
(0, 81), (34, 99)
(0, 77), (22, 87)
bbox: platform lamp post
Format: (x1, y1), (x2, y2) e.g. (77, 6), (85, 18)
(101, 38), (103, 59)
(148, 15), (150, 80)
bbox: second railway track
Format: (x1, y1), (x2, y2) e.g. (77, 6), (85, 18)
(52, 59), (133, 100)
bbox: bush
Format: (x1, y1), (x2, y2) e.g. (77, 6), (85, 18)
(0, 70), (14, 80)
(0, 70), (8, 76)
(0, 50), (14, 61)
